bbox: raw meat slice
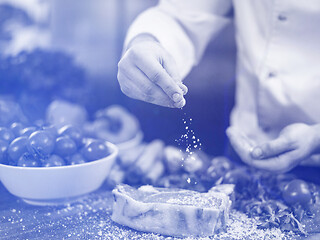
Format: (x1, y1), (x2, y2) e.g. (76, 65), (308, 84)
(111, 184), (233, 237)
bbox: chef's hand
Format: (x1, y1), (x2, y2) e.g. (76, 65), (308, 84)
(250, 123), (320, 172)
(227, 123), (320, 173)
(117, 34), (187, 108)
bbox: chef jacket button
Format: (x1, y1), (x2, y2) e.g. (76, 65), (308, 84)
(268, 72), (276, 78)
(262, 127), (271, 132)
(278, 14), (287, 21)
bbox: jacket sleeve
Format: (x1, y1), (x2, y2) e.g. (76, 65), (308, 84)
(125, 0), (233, 79)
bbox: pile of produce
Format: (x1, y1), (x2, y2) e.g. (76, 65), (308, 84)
(0, 100), (113, 167)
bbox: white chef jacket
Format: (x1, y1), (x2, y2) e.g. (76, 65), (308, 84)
(125, 0), (320, 143)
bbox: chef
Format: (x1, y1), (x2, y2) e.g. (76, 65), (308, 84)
(117, 0), (320, 173)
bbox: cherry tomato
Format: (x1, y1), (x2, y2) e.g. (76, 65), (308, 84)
(58, 125), (83, 147)
(20, 127), (37, 137)
(0, 140), (8, 164)
(41, 125), (58, 138)
(282, 179), (311, 206)
(8, 136), (28, 161)
(43, 155), (65, 167)
(0, 127), (15, 143)
(54, 136), (77, 157)
(68, 153), (86, 165)
(17, 152), (40, 167)
(10, 122), (25, 137)
(81, 140), (110, 161)
(28, 130), (55, 156)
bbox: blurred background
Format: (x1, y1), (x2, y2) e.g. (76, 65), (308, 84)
(0, 0), (236, 156)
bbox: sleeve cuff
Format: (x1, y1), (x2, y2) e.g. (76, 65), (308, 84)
(124, 7), (196, 80)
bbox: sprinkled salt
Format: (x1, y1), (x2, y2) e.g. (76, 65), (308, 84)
(175, 112), (203, 175)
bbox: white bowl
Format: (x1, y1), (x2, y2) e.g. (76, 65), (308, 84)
(0, 142), (118, 206)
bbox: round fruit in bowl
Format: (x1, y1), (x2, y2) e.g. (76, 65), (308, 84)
(0, 124), (118, 205)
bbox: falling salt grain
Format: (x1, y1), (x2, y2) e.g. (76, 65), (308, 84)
(175, 112), (203, 161)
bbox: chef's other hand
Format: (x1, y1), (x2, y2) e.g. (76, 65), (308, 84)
(117, 34), (187, 108)
(249, 123), (320, 173)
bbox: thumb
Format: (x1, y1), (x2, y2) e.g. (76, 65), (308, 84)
(251, 136), (293, 159)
